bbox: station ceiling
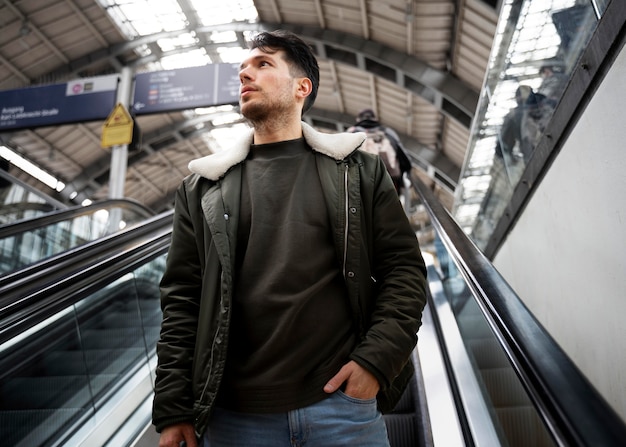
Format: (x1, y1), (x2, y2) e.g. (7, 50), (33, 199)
(0, 0), (498, 213)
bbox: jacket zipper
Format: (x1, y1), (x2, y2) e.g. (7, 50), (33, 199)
(342, 162), (349, 278)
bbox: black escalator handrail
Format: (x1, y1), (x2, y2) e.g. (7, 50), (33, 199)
(0, 210), (173, 346)
(409, 173), (626, 446)
(0, 198), (155, 238)
(0, 207), (172, 290)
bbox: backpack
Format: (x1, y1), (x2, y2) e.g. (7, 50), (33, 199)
(355, 126), (402, 180)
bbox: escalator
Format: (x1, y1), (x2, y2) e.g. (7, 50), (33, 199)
(0, 210), (172, 446)
(407, 173), (626, 447)
(1, 174), (626, 446)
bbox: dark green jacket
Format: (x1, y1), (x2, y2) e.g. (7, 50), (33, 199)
(152, 122), (427, 436)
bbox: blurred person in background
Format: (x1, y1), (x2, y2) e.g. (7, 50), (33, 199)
(349, 109), (412, 195)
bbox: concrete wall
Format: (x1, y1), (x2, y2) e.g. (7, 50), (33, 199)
(494, 42), (626, 421)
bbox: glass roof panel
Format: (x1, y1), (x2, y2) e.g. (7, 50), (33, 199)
(189, 0), (258, 26)
(94, 0), (261, 158)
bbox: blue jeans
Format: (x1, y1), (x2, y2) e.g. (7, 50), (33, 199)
(202, 391), (390, 447)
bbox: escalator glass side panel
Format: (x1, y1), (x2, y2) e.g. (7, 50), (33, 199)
(452, 0), (600, 250)
(0, 306), (94, 447)
(0, 204), (154, 276)
(0, 175), (63, 226)
(443, 276), (556, 447)
(135, 256), (167, 388)
(0, 253), (165, 447)
(75, 274), (151, 409)
(404, 182), (556, 447)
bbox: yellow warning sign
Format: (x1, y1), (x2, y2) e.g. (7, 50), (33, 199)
(101, 103), (133, 147)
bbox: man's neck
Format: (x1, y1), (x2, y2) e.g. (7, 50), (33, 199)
(252, 118), (303, 145)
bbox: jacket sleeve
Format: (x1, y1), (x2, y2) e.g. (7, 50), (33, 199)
(152, 180), (203, 432)
(349, 156), (427, 389)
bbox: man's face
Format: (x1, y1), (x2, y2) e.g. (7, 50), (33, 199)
(238, 48), (299, 121)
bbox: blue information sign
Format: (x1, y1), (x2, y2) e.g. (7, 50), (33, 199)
(0, 65), (241, 131)
(132, 63), (240, 115)
(0, 74), (118, 131)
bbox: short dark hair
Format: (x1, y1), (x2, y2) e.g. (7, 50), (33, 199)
(357, 108), (377, 121)
(249, 30), (319, 114)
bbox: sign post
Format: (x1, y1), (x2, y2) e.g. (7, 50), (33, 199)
(107, 66), (133, 235)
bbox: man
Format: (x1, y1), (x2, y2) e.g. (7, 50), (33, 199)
(496, 85), (554, 165)
(152, 30), (427, 447)
(348, 109), (412, 194)
(537, 64), (567, 102)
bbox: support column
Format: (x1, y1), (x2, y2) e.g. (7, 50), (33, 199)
(108, 66), (133, 200)
(107, 67), (133, 234)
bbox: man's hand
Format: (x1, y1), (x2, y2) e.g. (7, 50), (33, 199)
(323, 360), (380, 399)
(159, 422), (197, 447)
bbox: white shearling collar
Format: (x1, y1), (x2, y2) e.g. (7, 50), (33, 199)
(188, 121), (365, 181)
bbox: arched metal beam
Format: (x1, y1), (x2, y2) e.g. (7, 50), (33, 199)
(41, 21), (478, 128)
(269, 22), (478, 128)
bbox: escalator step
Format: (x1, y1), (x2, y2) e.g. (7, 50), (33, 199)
(43, 347), (146, 376)
(384, 413), (418, 447)
(467, 338), (510, 369)
(0, 408), (86, 447)
(481, 367), (531, 407)
(80, 328), (146, 349)
(0, 376), (91, 410)
(0, 373), (121, 411)
(496, 406), (554, 447)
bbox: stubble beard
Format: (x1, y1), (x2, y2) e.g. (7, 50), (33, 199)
(240, 86), (298, 131)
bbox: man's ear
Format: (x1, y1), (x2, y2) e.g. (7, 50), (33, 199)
(296, 78), (313, 99)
